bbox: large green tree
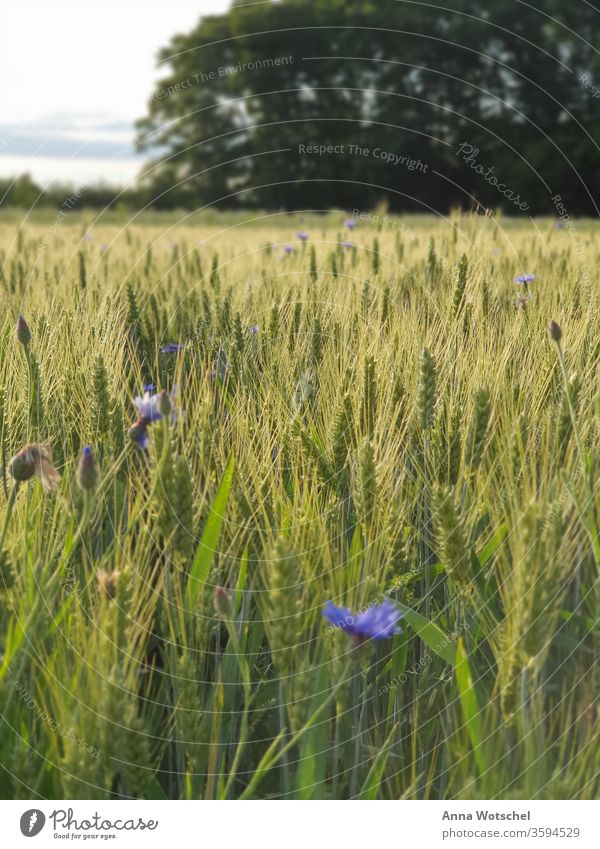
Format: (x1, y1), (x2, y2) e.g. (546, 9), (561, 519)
(137, 0), (600, 214)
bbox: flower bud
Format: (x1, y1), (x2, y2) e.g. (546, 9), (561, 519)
(158, 389), (172, 418)
(213, 587), (234, 618)
(548, 320), (562, 343)
(128, 421), (148, 449)
(16, 315), (31, 347)
(9, 449), (35, 482)
(77, 446), (98, 491)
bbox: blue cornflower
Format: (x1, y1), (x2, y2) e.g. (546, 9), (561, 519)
(129, 387), (178, 450)
(143, 382), (156, 393)
(283, 244), (296, 254)
(133, 390), (164, 423)
(344, 218), (356, 230)
(248, 324), (259, 334)
(322, 599), (402, 642)
(515, 274), (535, 285)
(296, 231), (309, 241)
(161, 342), (184, 354)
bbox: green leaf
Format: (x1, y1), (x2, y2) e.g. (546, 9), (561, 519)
(295, 664), (329, 799)
(380, 632), (410, 715)
(348, 523), (364, 565)
(477, 525), (507, 568)
(309, 422), (326, 453)
(390, 631), (409, 678)
(145, 775), (169, 800)
(358, 723), (397, 799)
(185, 455), (234, 609)
(455, 638), (486, 775)
(0, 616), (26, 681)
(394, 601), (456, 665)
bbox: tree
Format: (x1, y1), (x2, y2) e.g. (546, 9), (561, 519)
(136, 0), (600, 215)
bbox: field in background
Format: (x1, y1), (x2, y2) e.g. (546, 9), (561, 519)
(0, 210), (598, 800)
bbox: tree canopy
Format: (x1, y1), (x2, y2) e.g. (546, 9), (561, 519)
(136, 0), (600, 215)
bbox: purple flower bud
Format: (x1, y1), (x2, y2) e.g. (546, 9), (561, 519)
(548, 320), (562, 343)
(16, 315), (31, 347)
(77, 445), (98, 491)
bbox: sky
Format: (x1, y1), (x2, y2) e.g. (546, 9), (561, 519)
(0, 0), (232, 185)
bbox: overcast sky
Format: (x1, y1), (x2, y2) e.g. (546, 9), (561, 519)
(0, 0), (233, 183)
(1, 0), (232, 125)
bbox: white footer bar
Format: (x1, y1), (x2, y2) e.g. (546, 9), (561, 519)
(0, 799), (597, 848)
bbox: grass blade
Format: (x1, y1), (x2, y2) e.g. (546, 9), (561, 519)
(455, 637), (487, 776)
(185, 455), (234, 608)
(394, 601), (456, 665)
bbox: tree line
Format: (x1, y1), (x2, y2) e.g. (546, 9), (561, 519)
(135, 0), (600, 215)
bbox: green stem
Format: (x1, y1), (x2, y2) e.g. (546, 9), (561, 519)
(63, 488), (92, 560)
(555, 342), (588, 484)
(23, 347), (37, 438)
(0, 483), (19, 554)
(554, 340), (600, 566)
(350, 671), (368, 797)
(220, 617), (252, 800)
(331, 701), (341, 798)
(423, 432), (431, 622)
(278, 681), (291, 796)
(239, 661), (351, 800)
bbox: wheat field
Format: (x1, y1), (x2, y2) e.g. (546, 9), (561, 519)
(0, 210), (598, 800)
